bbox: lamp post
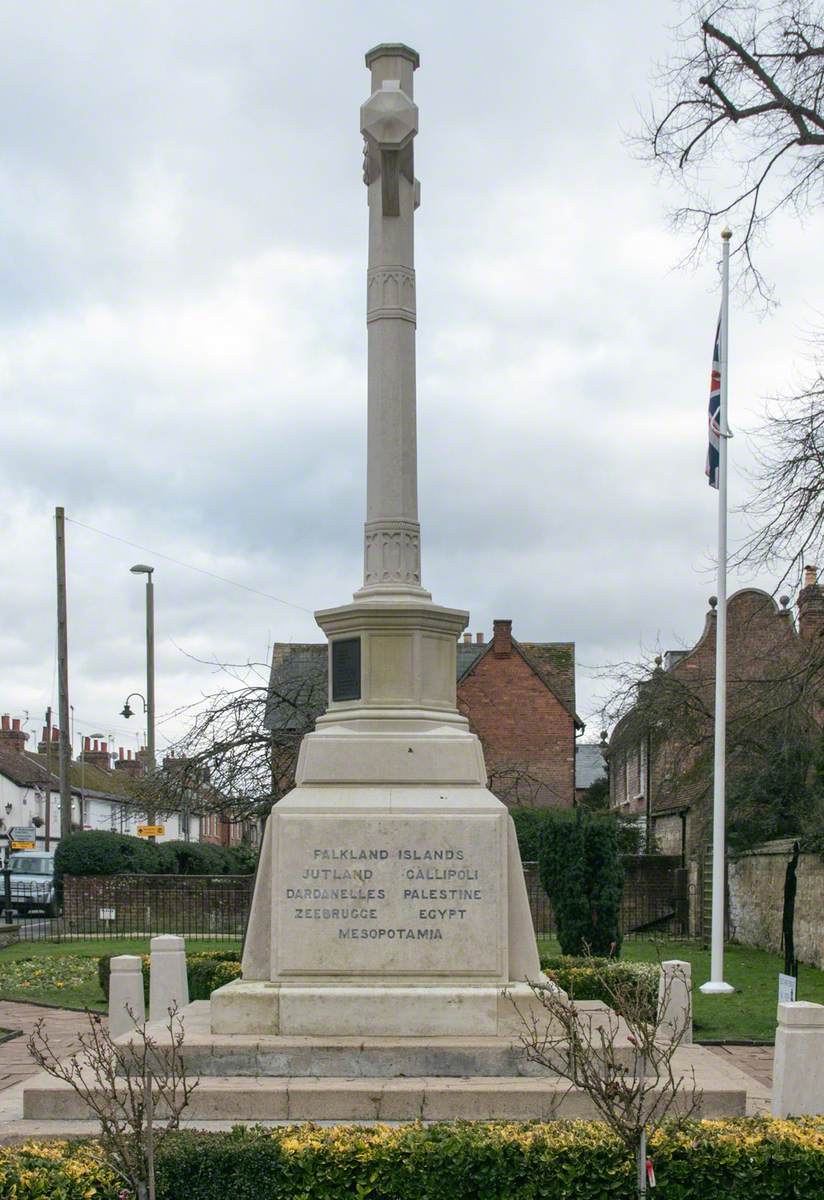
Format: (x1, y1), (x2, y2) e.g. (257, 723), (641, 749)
(128, 564), (156, 834)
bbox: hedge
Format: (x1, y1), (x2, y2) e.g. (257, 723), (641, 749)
(98, 948), (241, 1004)
(540, 954), (660, 1020)
(2, 1120), (824, 1199)
(162, 840), (236, 876)
(54, 830), (175, 898)
(539, 808), (624, 957)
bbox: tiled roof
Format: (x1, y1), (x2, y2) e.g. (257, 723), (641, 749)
(265, 644), (327, 731)
(0, 749), (136, 801)
(518, 642), (577, 721)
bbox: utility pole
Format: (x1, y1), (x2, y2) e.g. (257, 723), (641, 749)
(55, 507), (72, 843)
(43, 706), (52, 851)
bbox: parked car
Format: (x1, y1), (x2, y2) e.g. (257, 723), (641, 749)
(7, 850), (58, 917)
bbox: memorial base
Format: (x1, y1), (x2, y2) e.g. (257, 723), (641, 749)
(211, 980), (546, 1038)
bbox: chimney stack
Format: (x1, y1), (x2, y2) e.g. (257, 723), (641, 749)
(798, 564), (824, 642)
(82, 738), (111, 773)
(462, 632), (472, 645)
(492, 619), (513, 657)
(475, 631), (484, 645)
(38, 726), (60, 756)
(114, 747), (144, 778)
(0, 715), (28, 754)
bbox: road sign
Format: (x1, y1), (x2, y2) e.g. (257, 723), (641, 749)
(9, 826), (36, 849)
(137, 825), (165, 838)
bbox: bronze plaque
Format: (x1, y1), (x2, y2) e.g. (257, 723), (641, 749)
(331, 637), (361, 702)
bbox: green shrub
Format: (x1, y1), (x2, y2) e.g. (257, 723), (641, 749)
(187, 951), (242, 1000)
(162, 840), (234, 876)
(540, 954), (660, 1020)
(508, 807), (548, 862)
(98, 948), (241, 1004)
(54, 830), (174, 899)
(3, 1119), (824, 1198)
(225, 842), (258, 874)
(539, 808), (624, 957)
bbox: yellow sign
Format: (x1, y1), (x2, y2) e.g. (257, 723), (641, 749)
(10, 841), (35, 850)
(137, 825), (165, 838)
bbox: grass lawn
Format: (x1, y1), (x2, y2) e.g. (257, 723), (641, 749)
(537, 937), (824, 1042)
(0, 937), (241, 1011)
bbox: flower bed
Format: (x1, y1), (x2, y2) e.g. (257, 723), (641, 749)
(2, 1120), (824, 1199)
(0, 955), (98, 993)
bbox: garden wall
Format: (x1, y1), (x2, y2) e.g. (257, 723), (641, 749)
(62, 873), (253, 938)
(728, 838), (824, 968)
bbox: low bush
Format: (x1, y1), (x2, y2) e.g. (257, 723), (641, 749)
(98, 949), (241, 1004)
(2, 1120), (824, 1199)
(54, 830), (175, 898)
(540, 954), (660, 1020)
(187, 950), (242, 999)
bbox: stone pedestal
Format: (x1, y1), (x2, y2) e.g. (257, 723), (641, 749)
(772, 1001), (824, 1117)
(217, 780), (549, 1036)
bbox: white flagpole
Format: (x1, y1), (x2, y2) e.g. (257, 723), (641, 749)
(701, 227), (734, 995)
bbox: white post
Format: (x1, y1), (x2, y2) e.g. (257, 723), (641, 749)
(109, 954), (146, 1039)
(772, 1002), (824, 1116)
(149, 934), (189, 1023)
(701, 228), (734, 996)
(658, 960), (692, 1043)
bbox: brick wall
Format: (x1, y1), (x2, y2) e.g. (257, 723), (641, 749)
(62, 874), (252, 937)
(458, 622), (575, 809)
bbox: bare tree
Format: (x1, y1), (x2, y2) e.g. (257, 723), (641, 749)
(27, 1005), (197, 1200)
(513, 959), (700, 1198)
(738, 362), (824, 577)
(642, 0), (824, 300)
(147, 651), (327, 832)
(640, 2), (824, 577)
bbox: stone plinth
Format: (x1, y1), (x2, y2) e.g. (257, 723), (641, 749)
(220, 783), (548, 1038)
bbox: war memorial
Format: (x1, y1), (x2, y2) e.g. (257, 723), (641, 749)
(16, 44), (756, 1128)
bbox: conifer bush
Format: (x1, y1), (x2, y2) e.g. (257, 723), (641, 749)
(538, 808), (624, 956)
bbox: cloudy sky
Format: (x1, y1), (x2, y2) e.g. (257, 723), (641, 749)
(1, 0), (821, 758)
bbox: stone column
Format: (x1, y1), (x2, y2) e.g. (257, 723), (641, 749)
(657, 959), (692, 1044)
(108, 955), (145, 1039)
(357, 44), (427, 600)
(149, 934), (189, 1023)
(772, 1001), (824, 1116)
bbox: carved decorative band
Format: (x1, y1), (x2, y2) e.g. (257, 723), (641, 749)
(363, 520), (421, 586)
(367, 267), (416, 325)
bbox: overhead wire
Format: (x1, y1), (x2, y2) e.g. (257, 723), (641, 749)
(66, 517), (314, 613)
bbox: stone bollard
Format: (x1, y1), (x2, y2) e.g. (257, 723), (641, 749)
(772, 1001), (824, 1117)
(149, 934), (189, 1023)
(657, 959), (692, 1044)
(108, 955), (146, 1039)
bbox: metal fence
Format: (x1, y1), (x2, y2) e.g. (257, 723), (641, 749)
(3, 875), (253, 942)
(522, 862), (694, 942)
(4, 861), (695, 945)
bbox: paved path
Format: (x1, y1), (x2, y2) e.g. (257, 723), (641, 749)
(0, 1001), (103, 1093)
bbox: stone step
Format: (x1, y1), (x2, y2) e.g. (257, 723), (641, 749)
(120, 1000), (639, 1078)
(23, 1066), (748, 1123)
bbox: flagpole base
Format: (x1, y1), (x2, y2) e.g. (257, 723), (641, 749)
(699, 980), (735, 995)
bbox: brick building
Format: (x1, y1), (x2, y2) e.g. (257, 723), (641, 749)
(456, 620), (582, 808)
(266, 618), (582, 809)
(608, 567), (824, 861)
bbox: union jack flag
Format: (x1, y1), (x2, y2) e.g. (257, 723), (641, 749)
(706, 312), (722, 488)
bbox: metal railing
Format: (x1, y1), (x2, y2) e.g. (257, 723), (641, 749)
(6, 875), (253, 942)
